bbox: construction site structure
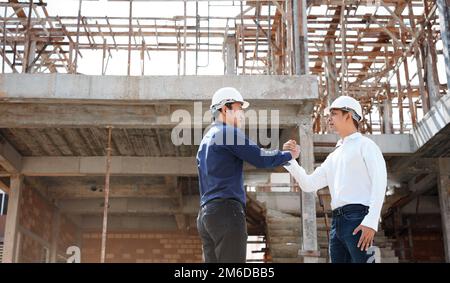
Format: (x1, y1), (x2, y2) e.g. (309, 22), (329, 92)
(0, 0), (449, 263)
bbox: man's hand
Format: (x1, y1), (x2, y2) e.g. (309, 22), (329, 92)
(353, 225), (376, 251)
(283, 140), (300, 159)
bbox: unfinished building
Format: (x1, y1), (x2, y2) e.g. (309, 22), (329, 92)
(0, 0), (449, 263)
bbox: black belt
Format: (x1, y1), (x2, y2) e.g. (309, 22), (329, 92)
(331, 204), (369, 217)
(202, 198), (243, 209)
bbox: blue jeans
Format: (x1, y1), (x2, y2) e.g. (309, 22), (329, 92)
(329, 204), (372, 263)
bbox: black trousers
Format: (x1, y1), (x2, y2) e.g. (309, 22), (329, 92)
(196, 199), (248, 263)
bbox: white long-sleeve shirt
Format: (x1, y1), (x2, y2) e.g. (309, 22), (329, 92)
(284, 132), (387, 231)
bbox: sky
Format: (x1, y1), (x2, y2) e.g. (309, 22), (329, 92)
(2, 0), (448, 130)
(45, 0), (244, 76)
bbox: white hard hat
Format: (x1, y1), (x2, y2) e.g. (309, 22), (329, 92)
(210, 87), (249, 112)
(325, 96), (363, 122)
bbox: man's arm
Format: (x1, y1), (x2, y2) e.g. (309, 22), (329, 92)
(223, 128), (295, 168)
(283, 159), (328, 193)
(360, 141), (388, 232)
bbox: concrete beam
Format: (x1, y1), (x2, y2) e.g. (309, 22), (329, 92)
(313, 134), (416, 155)
(58, 195), (199, 215)
(20, 156), (283, 176)
(437, 158), (450, 262)
(0, 103), (305, 128)
(0, 74), (318, 103)
(2, 175), (23, 263)
(46, 184), (179, 200)
(412, 94), (450, 150)
(21, 156), (198, 176)
(0, 135), (22, 174)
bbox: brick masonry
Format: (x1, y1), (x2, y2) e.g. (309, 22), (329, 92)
(13, 183), (204, 263)
(17, 184), (78, 262)
(81, 231), (203, 263)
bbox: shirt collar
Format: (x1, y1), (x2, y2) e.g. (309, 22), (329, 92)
(336, 132), (362, 147)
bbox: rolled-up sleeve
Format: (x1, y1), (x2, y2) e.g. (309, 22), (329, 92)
(360, 141), (387, 232)
(283, 159), (328, 193)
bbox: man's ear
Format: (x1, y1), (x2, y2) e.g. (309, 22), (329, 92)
(346, 112), (352, 122)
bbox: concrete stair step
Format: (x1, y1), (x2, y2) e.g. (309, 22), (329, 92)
(271, 257), (329, 263)
(267, 223), (301, 231)
(268, 229), (301, 237)
(266, 209), (399, 263)
(267, 218), (300, 225)
(380, 249), (396, 258)
(268, 236), (301, 244)
(270, 243), (300, 258)
(380, 257), (399, 263)
(271, 257), (303, 263)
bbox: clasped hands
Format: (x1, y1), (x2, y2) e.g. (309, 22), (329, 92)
(283, 139), (300, 160)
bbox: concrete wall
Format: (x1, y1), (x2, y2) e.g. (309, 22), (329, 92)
(81, 231), (202, 263)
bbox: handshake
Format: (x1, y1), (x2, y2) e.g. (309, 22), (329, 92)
(283, 139), (300, 160)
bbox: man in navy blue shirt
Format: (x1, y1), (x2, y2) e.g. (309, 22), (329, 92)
(196, 87), (299, 263)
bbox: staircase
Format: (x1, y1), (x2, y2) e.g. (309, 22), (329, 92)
(0, 242), (3, 263)
(265, 208), (398, 263)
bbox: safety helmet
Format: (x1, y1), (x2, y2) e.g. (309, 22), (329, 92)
(210, 87), (249, 114)
(325, 96), (363, 122)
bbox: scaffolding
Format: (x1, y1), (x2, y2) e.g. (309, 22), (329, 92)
(0, 0), (448, 134)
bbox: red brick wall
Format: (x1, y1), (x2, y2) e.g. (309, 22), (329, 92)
(81, 231), (203, 263)
(57, 214), (78, 258)
(401, 232), (445, 262)
(18, 184), (53, 262)
(17, 184), (78, 262)
(0, 215), (6, 239)
(19, 185), (53, 242)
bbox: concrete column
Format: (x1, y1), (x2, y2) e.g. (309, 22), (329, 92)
(2, 175), (23, 263)
(50, 208), (61, 263)
(224, 35), (237, 75)
(298, 115), (319, 263)
(438, 0), (450, 94)
(437, 158), (450, 262)
(382, 98), (394, 134)
(293, 0), (309, 75)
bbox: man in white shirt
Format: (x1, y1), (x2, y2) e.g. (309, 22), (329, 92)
(283, 96), (387, 263)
